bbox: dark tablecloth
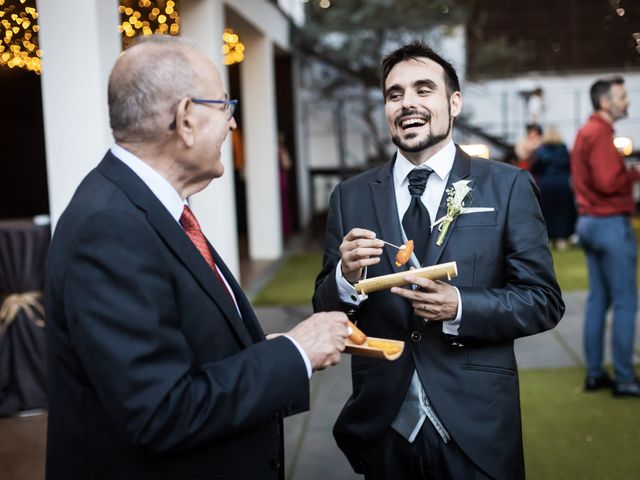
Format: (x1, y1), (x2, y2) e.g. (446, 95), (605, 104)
(0, 219), (49, 416)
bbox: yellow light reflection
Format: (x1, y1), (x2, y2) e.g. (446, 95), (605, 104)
(223, 28), (245, 65)
(614, 137), (633, 156)
(0, 1), (41, 74)
(119, 1), (181, 49)
(460, 144), (490, 159)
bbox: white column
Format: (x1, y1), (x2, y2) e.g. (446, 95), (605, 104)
(180, 0), (240, 278)
(292, 54), (311, 228)
(37, 0), (121, 228)
(240, 32), (282, 259)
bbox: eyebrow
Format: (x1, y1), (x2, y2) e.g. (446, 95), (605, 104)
(385, 78), (439, 98)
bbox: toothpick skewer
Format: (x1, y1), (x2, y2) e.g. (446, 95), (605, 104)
(379, 239), (405, 250)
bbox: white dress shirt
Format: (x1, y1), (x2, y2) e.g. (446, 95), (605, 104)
(336, 140), (462, 334)
(110, 144), (313, 376)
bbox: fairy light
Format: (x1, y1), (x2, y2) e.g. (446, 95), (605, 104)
(119, 0), (180, 48)
(223, 28), (244, 65)
(0, 0), (41, 74)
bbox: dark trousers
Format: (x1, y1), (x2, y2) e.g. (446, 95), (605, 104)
(362, 423), (492, 480)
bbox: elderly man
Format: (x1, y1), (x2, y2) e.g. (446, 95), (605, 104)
(44, 36), (349, 480)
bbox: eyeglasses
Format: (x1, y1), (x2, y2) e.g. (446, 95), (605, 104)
(169, 96), (238, 130)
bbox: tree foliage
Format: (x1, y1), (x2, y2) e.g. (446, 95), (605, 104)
(293, 0), (471, 165)
(295, 0), (470, 89)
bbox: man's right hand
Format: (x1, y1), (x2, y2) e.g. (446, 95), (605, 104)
(287, 312), (349, 371)
(339, 228), (384, 284)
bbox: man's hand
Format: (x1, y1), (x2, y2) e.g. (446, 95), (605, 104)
(390, 275), (458, 321)
(286, 312), (349, 371)
(339, 228), (384, 284)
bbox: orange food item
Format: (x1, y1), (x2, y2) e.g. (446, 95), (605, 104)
(394, 240), (414, 266)
(347, 320), (367, 345)
(366, 339), (402, 356)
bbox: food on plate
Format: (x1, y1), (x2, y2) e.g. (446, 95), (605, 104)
(347, 320), (367, 345)
(366, 338), (402, 356)
(394, 240), (414, 266)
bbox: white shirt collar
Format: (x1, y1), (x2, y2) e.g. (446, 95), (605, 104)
(394, 139), (456, 185)
(110, 144), (186, 223)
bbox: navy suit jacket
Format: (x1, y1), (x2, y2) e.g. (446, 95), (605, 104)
(45, 152), (309, 479)
(313, 147), (565, 479)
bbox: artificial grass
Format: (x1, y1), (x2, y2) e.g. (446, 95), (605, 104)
(254, 247), (597, 305)
(252, 252), (323, 306)
(253, 253), (640, 478)
(521, 367), (640, 480)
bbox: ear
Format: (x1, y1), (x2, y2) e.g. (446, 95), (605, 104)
(598, 95), (611, 112)
(175, 97), (196, 148)
(449, 91), (462, 118)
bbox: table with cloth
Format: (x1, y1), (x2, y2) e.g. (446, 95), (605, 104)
(0, 219), (49, 416)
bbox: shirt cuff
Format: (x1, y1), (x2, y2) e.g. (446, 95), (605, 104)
(335, 259), (368, 304)
(283, 335), (312, 378)
(442, 287), (462, 335)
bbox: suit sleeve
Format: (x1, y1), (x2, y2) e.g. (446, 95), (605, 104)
(64, 210), (309, 453)
(457, 170), (565, 342)
(313, 184), (356, 313)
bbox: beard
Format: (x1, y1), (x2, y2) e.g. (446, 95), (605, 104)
(391, 126), (451, 153)
(391, 106), (452, 153)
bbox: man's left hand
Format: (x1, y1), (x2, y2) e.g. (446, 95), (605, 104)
(391, 276), (458, 321)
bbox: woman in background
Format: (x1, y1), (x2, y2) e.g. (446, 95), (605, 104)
(530, 126), (577, 249)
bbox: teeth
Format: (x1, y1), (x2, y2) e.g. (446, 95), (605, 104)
(401, 119), (426, 128)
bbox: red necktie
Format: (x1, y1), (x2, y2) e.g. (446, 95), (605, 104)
(180, 205), (235, 302)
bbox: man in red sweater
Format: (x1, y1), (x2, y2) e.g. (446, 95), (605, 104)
(572, 76), (640, 397)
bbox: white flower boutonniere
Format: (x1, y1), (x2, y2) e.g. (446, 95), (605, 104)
(432, 180), (473, 246)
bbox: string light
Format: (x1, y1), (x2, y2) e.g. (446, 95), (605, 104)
(119, 0), (180, 48)
(223, 28), (244, 65)
(0, 0), (41, 74)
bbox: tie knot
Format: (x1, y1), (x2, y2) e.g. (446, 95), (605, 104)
(180, 205), (200, 233)
(406, 168), (433, 198)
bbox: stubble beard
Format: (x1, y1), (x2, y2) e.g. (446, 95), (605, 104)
(391, 104), (453, 154)
(392, 118), (452, 153)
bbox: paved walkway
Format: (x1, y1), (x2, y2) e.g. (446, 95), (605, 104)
(255, 291), (640, 480)
(2, 294), (639, 480)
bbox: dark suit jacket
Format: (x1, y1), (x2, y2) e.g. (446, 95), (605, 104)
(313, 147), (565, 480)
(45, 152), (309, 480)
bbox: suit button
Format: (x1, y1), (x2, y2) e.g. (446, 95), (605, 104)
(271, 457), (282, 470)
(411, 331), (422, 342)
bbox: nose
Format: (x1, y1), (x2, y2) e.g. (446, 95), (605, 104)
(229, 117), (237, 130)
(401, 91), (417, 109)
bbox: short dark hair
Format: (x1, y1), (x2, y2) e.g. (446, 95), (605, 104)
(525, 123), (543, 136)
(590, 76), (624, 111)
(381, 41), (460, 100)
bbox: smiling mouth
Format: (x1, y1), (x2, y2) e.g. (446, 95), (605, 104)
(398, 116), (428, 131)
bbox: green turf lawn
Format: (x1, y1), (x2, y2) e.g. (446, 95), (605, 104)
(252, 252), (324, 306)
(253, 245), (607, 306)
(253, 246), (640, 479)
(521, 367), (640, 480)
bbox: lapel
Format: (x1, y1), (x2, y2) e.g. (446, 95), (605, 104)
(97, 152), (255, 348)
(209, 246), (265, 341)
(423, 146), (473, 267)
(369, 156), (406, 273)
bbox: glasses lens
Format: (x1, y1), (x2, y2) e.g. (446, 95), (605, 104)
(228, 102), (236, 120)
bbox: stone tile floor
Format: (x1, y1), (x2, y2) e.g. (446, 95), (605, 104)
(2, 292), (638, 480)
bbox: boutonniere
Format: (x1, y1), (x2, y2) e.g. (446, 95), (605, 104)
(431, 180), (473, 246)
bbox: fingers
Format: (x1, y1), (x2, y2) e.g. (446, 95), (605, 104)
(390, 281), (458, 321)
(288, 312), (349, 371)
(340, 229), (385, 282)
(343, 228), (378, 241)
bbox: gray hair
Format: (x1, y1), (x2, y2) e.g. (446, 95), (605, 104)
(108, 36), (205, 142)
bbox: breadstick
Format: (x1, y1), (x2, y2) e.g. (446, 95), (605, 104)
(347, 320), (367, 345)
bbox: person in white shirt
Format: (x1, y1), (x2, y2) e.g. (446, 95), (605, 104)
(44, 35), (348, 480)
(313, 41), (564, 480)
